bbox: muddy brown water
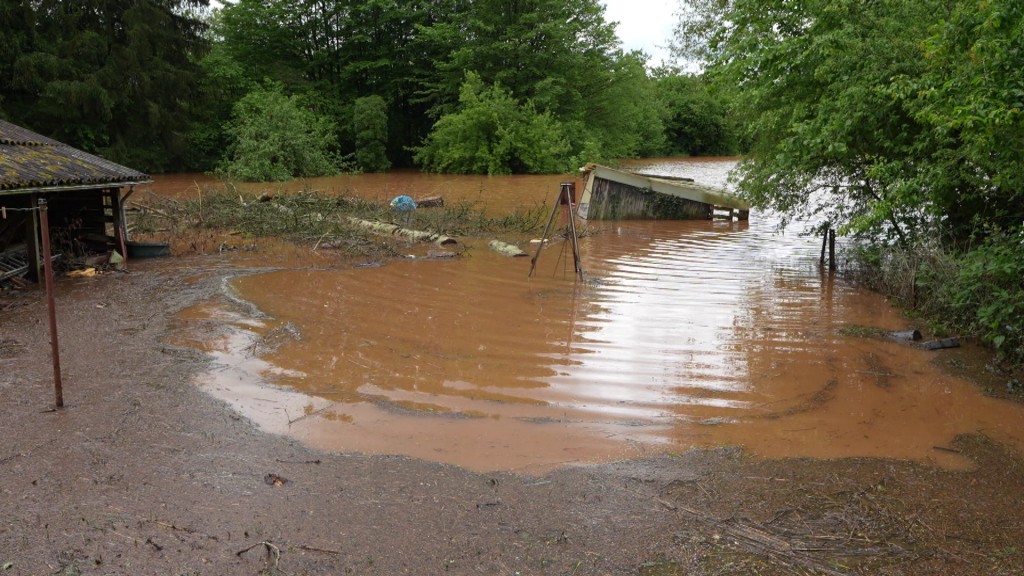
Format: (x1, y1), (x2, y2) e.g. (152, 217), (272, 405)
(152, 158), (1024, 474)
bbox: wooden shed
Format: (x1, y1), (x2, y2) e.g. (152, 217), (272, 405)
(0, 119), (151, 285)
(576, 164), (750, 221)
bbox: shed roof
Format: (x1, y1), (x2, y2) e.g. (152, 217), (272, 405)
(0, 119), (150, 194)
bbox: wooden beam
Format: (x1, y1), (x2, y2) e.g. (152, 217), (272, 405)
(25, 193), (41, 283)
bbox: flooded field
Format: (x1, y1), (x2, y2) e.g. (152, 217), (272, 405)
(159, 159), (1024, 473)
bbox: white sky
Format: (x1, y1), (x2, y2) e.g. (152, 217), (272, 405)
(601, 0), (679, 68)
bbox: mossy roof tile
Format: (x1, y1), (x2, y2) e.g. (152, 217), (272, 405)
(0, 119), (149, 192)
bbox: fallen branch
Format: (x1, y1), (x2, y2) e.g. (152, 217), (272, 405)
(127, 202), (179, 222)
(346, 217), (457, 246)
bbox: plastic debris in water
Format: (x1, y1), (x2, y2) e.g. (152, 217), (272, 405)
(390, 195), (417, 212)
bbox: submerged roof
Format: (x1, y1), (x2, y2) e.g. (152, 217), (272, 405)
(0, 119), (150, 194)
(585, 164), (749, 210)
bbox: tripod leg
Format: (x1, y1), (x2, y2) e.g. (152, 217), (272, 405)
(528, 192), (563, 278)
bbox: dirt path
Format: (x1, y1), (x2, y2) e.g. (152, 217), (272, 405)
(2, 261), (1023, 575)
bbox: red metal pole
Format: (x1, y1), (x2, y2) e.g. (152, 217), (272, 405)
(38, 199), (63, 408)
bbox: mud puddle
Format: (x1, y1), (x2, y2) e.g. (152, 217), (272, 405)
(167, 159), (1024, 473)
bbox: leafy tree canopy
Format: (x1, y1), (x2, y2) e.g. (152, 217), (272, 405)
(353, 95), (391, 172)
(414, 73), (573, 175)
(216, 0), (464, 166)
(654, 72), (737, 157)
(214, 0), (680, 173)
(676, 0), (1024, 243)
(1, 0), (736, 175)
(676, 0), (1024, 362)
(218, 84), (340, 182)
(0, 0), (210, 171)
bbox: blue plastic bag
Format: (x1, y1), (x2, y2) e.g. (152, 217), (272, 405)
(390, 195), (417, 212)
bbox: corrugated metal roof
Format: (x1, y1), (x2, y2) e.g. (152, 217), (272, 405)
(0, 119), (150, 192)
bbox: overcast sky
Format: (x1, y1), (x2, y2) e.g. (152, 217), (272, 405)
(602, 0), (679, 68)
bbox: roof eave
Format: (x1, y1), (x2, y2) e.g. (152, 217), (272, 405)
(0, 180), (153, 197)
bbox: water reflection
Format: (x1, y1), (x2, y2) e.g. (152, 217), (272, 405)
(169, 158), (1024, 472)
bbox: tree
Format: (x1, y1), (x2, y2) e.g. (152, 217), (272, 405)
(216, 0), (465, 167)
(0, 0), (35, 118)
(188, 41), (256, 171)
(209, 0), (670, 174)
(419, 0), (664, 165)
(675, 0), (944, 242)
(905, 0), (1024, 238)
(423, 0), (618, 117)
(218, 84), (339, 182)
(414, 73), (573, 174)
(353, 95), (390, 172)
(675, 0), (1024, 362)
(574, 51), (667, 161)
(0, 0), (210, 171)
(654, 73), (737, 156)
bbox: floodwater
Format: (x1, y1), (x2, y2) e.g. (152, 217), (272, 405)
(160, 158), (1024, 473)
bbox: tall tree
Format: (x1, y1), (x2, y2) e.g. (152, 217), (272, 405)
(217, 0), (464, 166)
(0, 0), (35, 117)
(353, 95), (390, 172)
(906, 0), (1024, 237)
(218, 83), (339, 182)
(215, 0), (666, 173)
(419, 0), (665, 166)
(675, 0), (946, 241)
(414, 73), (573, 174)
(422, 0), (619, 117)
(0, 0), (210, 171)
(654, 73), (737, 156)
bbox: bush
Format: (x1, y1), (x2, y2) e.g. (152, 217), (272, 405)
(218, 84), (339, 182)
(927, 230), (1024, 360)
(414, 73), (573, 175)
(850, 227), (1024, 365)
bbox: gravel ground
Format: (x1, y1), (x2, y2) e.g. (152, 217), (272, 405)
(2, 259), (1023, 576)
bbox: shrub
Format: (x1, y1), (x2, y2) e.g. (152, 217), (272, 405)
(414, 73), (573, 175)
(850, 227), (1024, 364)
(218, 84), (339, 182)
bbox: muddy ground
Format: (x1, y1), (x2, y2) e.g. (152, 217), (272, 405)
(2, 258), (1023, 576)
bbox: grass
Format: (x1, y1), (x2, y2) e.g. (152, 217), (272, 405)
(845, 234), (1024, 372)
(127, 185), (548, 258)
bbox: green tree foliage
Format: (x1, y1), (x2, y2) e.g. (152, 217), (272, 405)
(0, 0), (209, 171)
(676, 0), (1024, 242)
(676, 0), (941, 241)
(654, 73), (737, 156)
(0, 0), (34, 117)
(422, 0), (665, 165)
(909, 0), (1024, 362)
(214, 0), (670, 173)
(423, 0), (618, 117)
(906, 0), (1024, 237)
(936, 231), (1024, 359)
(576, 52), (667, 161)
(353, 96), (391, 172)
(218, 84), (339, 182)
(216, 0), (462, 166)
(677, 0), (1024, 362)
(414, 73), (573, 175)
(2, 0), (717, 175)
(188, 41), (255, 171)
